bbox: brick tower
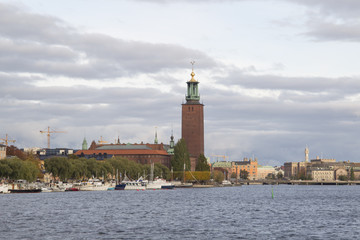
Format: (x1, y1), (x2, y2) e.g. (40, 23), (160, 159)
(181, 67), (204, 171)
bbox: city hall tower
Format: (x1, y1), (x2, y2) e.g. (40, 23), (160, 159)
(181, 66), (204, 171)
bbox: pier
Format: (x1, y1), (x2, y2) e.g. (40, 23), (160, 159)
(240, 180), (360, 185)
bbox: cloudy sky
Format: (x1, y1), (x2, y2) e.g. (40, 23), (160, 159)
(1, 0), (360, 166)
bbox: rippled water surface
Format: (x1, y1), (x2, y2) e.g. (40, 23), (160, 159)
(1, 185), (359, 239)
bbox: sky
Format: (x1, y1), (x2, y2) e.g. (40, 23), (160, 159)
(1, 0), (360, 166)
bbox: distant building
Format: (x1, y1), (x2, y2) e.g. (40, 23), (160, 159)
(0, 144), (6, 160)
(256, 166), (276, 180)
(37, 148), (74, 160)
(231, 158), (258, 180)
(75, 142), (172, 168)
(284, 147), (360, 181)
(212, 161), (232, 180)
(311, 169), (334, 181)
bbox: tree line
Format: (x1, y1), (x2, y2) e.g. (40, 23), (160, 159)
(0, 138), (212, 183)
(0, 157), (40, 182)
(44, 157), (170, 182)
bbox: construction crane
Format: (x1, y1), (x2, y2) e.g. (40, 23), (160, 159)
(211, 155), (229, 162)
(98, 136), (108, 144)
(0, 134), (16, 147)
(40, 126), (66, 149)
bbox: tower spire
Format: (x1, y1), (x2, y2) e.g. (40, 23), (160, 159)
(305, 145), (309, 163)
(186, 61), (200, 102)
(154, 127), (158, 144)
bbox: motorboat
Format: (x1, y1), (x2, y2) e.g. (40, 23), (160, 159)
(145, 178), (175, 190)
(79, 178), (109, 191)
(115, 176), (146, 190)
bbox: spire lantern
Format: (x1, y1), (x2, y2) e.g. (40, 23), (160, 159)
(185, 61), (200, 102)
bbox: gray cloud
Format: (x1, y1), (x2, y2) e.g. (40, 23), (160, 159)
(1, 1), (360, 166)
(0, 3), (216, 79)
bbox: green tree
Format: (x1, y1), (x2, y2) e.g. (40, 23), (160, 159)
(350, 168), (355, 181)
(338, 175), (348, 181)
(240, 169), (249, 180)
(212, 170), (224, 184)
(230, 172), (237, 179)
(44, 157), (72, 181)
(171, 138), (190, 171)
(277, 172), (284, 179)
(0, 158), (39, 182)
(195, 154), (210, 171)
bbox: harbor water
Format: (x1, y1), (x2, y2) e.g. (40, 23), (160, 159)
(0, 185), (359, 239)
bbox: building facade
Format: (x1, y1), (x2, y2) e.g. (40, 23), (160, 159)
(256, 166), (276, 180)
(75, 142), (172, 168)
(181, 70), (204, 171)
(231, 158), (258, 180)
(311, 170), (334, 181)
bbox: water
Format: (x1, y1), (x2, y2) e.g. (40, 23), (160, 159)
(0, 185), (359, 239)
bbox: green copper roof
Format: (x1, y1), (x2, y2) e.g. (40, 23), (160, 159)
(96, 145), (151, 150)
(212, 161), (232, 168)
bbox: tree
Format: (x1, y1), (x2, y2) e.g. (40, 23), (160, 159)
(350, 168), (355, 181)
(171, 138), (190, 171)
(277, 172), (284, 179)
(0, 157), (39, 182)
(230, 172), (237, 179)
(240, 169), (249, 180)
(338, 175), (348, 181)
(195, 154), (210, 171)
(212, 170), (224, 184)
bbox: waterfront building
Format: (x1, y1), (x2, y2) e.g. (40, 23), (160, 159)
(311, 169), (334, 181)
(75, 142), (172, 168)
(231, 158), (258, 180)
(181, 68), (204, 171)
(256, 166), (276, 180)
(37, 148), (74, 160)
(284, 147), (360, 180)
(0, 144), (6, 160)
(212, 161), (232, 180)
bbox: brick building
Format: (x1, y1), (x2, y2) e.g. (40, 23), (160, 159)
(181, 69), (204, 171)
(75, 141), (172, 168)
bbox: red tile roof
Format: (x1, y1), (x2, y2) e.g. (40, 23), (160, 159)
(75, 149), (170, 156)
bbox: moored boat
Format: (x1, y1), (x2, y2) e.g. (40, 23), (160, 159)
(145, 178), (175, 190)
(79, 178), (109, 191)
(9, 189), (42, 193)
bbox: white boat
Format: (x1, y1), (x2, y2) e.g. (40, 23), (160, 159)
(116, 176), (146, 190)
(145, 178), (175, 190)
(0, 184), (9, 194)
(222, 180), (232, 186)
(79, 179), (109, 191)
(41, 187), (53, 193)
(121, 180), (146, 190)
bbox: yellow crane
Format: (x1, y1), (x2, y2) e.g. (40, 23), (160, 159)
(40, 126), (66, 149)
(98, 136), (108, 144)
(211, 155), (229, 162)
(0, 134), (16, 147)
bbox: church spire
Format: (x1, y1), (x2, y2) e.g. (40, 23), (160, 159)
(154, 127), (158, 144)
(82, 137), (88, 150)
